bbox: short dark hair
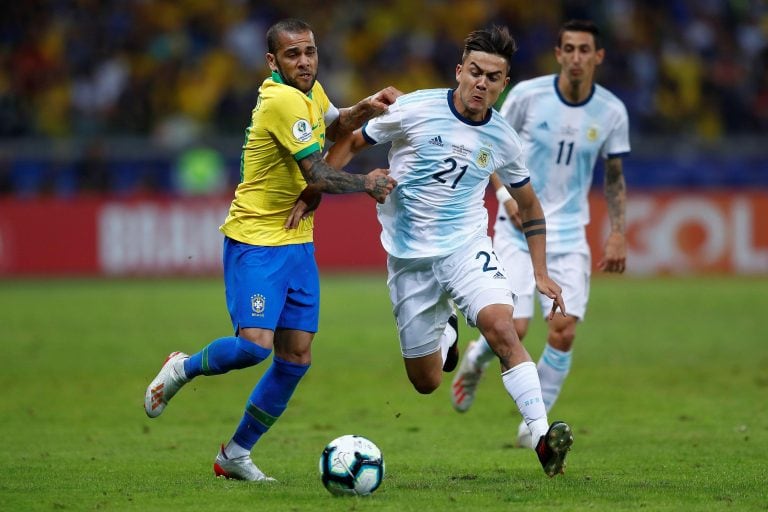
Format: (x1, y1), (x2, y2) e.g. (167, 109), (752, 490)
(557, 20), (602, 49)
(462, 26), (518, 76)
(266, 18), (313, 54)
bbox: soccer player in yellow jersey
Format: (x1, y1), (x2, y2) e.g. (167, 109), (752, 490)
(144, 18), (399, 481)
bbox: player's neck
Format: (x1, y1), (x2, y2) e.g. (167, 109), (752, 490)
(557, 74), (592, 104)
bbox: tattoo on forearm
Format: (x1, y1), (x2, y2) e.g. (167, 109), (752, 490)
(337, 100), (376, 134)
(605, 159), (627, 233)
(523, 218), (546, 238)
(522, 219), (546, 229)
(336, 109), (364, 134)
(524, 229), (546, 238)
(369, 175), (391, 198)
(303, 153), (365, 194)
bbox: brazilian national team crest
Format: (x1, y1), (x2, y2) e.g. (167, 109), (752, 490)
(476, 148), (491, 168)
(251, 294), (266, 317)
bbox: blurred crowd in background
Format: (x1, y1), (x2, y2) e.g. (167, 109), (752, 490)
(0, 0), (767, 197)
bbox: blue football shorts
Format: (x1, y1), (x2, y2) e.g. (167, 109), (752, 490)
(222, 237), (320, 334)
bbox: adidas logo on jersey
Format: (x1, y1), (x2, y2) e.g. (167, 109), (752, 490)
(428, 135), (444, 147)
(493, 271), (506, 279)
(537, 121), (550, 131)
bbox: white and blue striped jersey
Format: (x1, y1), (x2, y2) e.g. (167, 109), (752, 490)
(362, 88), (530, 259)
(497, 74), (630, 254)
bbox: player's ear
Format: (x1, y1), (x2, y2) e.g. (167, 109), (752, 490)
(594, 48), (605, 66)
(266, 52), (278, 71)
(455, 64), (462, 82)
(554, 46), (564, 67)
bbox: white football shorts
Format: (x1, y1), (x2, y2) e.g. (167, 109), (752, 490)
(493, 236), (591, 321)
(386, 233), (516, 359)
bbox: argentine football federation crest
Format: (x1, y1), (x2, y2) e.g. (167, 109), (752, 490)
(587, 126), (599, 141)
(476, 148), (491, 168)
(251, 294), (266, 317)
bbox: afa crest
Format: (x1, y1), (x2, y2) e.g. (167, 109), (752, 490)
(251, 294), (266, 316)
(476, 149), (491, 168)
(587, 126), (599, 141)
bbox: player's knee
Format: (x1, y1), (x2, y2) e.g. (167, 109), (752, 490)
(408, 374), (440, 394)
(482, 317), (518, 346)
(548, 325), (576, 349)
(274, 346), (312, 366)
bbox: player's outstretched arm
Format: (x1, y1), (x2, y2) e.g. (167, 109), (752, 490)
(298, 149), (396, 204)
(325, 129), (369, 170)
(599, 157), (627, 273)
(326, 86), (402, 141)
(510, 181), (566, 318)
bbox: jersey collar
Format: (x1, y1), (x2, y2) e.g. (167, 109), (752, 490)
(270, 70), (313, 98)
(553, 74), (594, 107)
(447, 89), (492, 126)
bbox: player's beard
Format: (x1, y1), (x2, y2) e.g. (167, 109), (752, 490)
(275, 61), (316, 93)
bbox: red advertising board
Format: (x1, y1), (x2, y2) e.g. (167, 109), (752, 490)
(587, 191), (768, 275)
(1, 191), (766, 276)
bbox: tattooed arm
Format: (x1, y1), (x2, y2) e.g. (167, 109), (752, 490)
(298, 151), (395, 204)
(325, 87), (401, 142)
(599, 157), (627, 273)
(285, 134), (395, 230)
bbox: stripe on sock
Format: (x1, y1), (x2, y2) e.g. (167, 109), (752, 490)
(245, 402), (278, 429)
(201, 346), (210, 375)
(541, 345), (571, 372)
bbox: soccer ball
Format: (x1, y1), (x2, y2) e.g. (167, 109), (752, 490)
(319, 434), (385, 496)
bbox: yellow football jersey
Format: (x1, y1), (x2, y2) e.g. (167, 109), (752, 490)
(220, 72), (332, 245)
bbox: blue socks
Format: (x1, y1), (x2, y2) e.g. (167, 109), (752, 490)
(232, 356), (310, 450)
(181, 336), (310, 453)
(184, 336), (271, 378)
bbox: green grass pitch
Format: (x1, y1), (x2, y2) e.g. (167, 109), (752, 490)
(0, 275), (766, 511)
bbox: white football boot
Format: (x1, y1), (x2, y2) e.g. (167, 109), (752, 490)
(144, 351), (189, 418)
(213, 445), (276, 482)
(450, 340), (488, 412)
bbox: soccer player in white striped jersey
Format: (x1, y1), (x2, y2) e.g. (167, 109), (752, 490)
(327, 26), (574, 477)
(451, 20), (630, 449)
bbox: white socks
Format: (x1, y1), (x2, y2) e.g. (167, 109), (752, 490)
(501, 361), (549, 445)
(474, 334), (573, 448)
(438, 320), (458, 365)
(224, 439), (250, 459)
(537, 344), (572, 411)
(475, 334), (573, 413)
